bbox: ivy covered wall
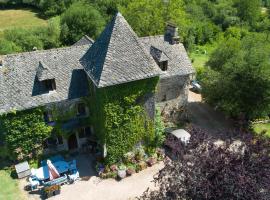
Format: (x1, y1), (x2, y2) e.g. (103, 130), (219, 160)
(87, 77), (159, 164)
(0, 108), (52, 160)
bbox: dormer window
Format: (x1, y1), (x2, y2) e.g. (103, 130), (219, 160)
(159, 61), (168, 71)
(36, 61), (56, 93)
(43, 79), (56, 91)
(150, 46), (169, 72)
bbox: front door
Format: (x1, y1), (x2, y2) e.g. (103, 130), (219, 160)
(68, 133), (78, 150)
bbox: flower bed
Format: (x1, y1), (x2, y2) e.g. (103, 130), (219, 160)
(96, 147), (165, 180)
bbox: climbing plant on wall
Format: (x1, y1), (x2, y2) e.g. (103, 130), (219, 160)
(0, 108), (52, 161)
(87, 77), (159, 164)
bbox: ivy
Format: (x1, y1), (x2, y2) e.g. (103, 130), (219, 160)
(87, 77), (159, 164)
(0, 108), (52, 161)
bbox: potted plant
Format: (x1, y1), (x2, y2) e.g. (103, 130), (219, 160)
(137, 161), (147, 171)
(110, 164), (118, 172)
(146, 157), (157, 166)
(126, 164), (136, 176)
(117, 164), (127, 179)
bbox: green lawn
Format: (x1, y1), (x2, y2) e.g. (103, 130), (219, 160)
(190, 52), (209, 69)
(0, 170), (25, 200)
(0, 8), (47, 36)
(253, 123), (270, 138)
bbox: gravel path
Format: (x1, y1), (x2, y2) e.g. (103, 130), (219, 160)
(20, 160), (164, 200)
(187, 90), (235, 138)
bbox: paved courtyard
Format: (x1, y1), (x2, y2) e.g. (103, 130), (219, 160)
(19, 154), (164, 200)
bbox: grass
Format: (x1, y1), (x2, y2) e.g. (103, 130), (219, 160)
(190, 52), (209, 69)
(0, 8), (47, 37)
(253, 123), (270, 138)
(0, 170), (25, 200)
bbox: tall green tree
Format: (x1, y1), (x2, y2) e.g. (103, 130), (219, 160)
(60, 1), (105, 45)
(235, 0), (261, 25)
(202, 34), (270, 120)
(119, 0), (188, 37)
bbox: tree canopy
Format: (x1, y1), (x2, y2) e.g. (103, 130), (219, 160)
(60, 1), (105, 45)
(141, 127), (270, 200)
(201, 34), (270, 120)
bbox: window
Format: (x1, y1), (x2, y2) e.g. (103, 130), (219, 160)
(44, 111), (53, 123)
(78, 128), (85, 138)
(159, 61), (168, 71)
(43, 79), (56, 92)
(77, 103), (86, 116)
(85, 126), (92, 137)
(162, 94), (167, 102)
(78, 126), (92, 138)
(57, 136), (63, 145)
(43, 136), (63, 148)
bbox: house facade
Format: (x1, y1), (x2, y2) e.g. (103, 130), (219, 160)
(0, 13), (194, 154)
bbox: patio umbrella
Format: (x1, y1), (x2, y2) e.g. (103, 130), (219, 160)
(47, 160), (60, 180)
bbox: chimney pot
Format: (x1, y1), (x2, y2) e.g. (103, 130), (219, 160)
(165, 23), (180, 44)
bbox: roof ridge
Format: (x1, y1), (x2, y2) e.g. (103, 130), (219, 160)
(2, 44), (90, 59)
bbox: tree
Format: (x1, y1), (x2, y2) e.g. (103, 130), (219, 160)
(201, 35), (270, 120)
(119, 0), (188, 37)
(141, 127), (270, 200)
(234, 0), (261, 26)
(60, 1), (105, 45)
(0, 109), (52, 160)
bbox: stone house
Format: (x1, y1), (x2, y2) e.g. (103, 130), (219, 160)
(0, 13), (194, 153)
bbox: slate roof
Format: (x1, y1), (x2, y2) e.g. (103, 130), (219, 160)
(139, 35), (195, 78)
(0, 13), (194, 114)
(73, 35), (94, 46)
(150, 46), (169, 62)
(36, 61), (55, 81)
(0, 44), (90, 114)
(80, 12), (161, 88)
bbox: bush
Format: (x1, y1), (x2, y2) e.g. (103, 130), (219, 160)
(60, 1), (105, 45)
(141, 127), (270, 200)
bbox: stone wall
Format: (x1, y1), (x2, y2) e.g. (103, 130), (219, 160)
(156, 74), (190, 116)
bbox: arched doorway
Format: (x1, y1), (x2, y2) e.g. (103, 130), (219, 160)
(68, 133), (78, 150)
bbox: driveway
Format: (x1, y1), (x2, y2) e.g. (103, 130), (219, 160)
(19, 154), (164, 200)
(187, 90), (235, 139)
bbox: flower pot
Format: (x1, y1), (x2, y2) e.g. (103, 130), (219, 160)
(117, 169), (126, 179)
(126, 168), (135, 176)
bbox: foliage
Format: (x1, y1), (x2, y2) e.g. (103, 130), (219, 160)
(87, 77), (159, 164)
(60, 1), (105, 45)
(0, 39), (22, 54)
(153, 109), (165, 147)
(0, 108), (52, 160)
(119, 0), (188, 37)
(234, 0), (261, 26)
(202, 34), (270, 120)
(141, 127), (270, 200)
(1, 16), (61, 54)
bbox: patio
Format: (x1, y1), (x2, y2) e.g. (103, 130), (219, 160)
(19, 154), (164, 200)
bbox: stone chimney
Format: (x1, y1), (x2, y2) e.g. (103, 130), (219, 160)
(165, 22), (180, 45)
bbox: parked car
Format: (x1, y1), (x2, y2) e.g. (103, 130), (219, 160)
(191, 80), (202, 92)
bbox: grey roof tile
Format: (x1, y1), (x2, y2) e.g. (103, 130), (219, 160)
(73, 35), (94, 46)
(0, 44), (91, 114)
(139, 35), (195, 78)
(80, 12), (161, 88)
(36, 61), (55, 81)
